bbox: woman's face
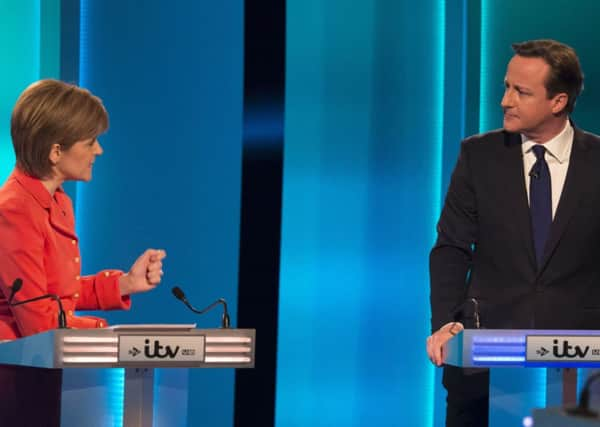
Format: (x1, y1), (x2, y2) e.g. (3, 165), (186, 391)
(53, 137), (103, 182)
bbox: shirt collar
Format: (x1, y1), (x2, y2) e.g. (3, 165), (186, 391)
(521, 120), (573, 164)
(12, 168), (65, 210)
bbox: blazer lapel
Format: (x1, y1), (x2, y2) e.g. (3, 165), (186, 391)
(48, 190), (77, 240)
(503, 131), (537, 268)
(539, 128), (590, 272)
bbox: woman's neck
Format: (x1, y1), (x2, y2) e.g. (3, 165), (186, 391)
(40, 176), (63, 196)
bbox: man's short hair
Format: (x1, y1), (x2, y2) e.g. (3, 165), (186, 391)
(511, 39), (584, 114)
(11, 79), (109, 179)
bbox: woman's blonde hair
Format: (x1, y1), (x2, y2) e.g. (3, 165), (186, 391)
(11, 79), (109, 178)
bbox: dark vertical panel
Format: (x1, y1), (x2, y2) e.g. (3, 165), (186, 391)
(233, 0), (285, 425)
(39, 0), (60, 79)
(59, 0), (80, 201)
(60, 0), (79, 85)
(464, 0), (481, 137)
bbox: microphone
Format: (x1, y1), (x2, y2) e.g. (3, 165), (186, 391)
(451, 297), (482, 329)
(9, 280), (67, 329)
(7, 278), (23, 305)
(171, 286), (231, 329)
(471, 297), (481, 329)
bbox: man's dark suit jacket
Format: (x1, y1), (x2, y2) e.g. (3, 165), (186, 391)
(430, 126), (600, 332)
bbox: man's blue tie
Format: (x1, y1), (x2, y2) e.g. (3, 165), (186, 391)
(530, 145), (552, 268)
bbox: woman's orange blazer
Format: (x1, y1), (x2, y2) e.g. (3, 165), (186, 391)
(0, 168), (131, 339)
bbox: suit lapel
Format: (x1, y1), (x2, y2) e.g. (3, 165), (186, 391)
(540, 128), (590, 272)
(503, 132), (537, 268)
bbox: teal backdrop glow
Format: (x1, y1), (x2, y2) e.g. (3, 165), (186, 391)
(277, 1), (444, 426)
(277, 1), (600, 426)
(3, 1), (600, 426)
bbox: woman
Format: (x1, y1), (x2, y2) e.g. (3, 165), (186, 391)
(0, 79), (166, 339)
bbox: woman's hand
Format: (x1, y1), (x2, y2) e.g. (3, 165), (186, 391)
(119, 249), (167, 296)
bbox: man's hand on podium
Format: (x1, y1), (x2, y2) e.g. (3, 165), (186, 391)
(426, 322), (464, 366)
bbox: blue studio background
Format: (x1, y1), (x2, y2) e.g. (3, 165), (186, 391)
(77, 2), (244, 426)
(1, 0), (600, 426)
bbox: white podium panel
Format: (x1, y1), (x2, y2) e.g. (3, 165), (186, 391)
(0, 325), (255, 427)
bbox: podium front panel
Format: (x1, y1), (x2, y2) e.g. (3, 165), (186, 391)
(0, 326), (256, 427)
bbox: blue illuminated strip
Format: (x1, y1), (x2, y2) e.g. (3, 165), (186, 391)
(473, 336), (526, 344)
(428, 2), (446, 426)
(106, 368), (125, 426)
(473, 345), (525, 355)
(79, 0), (88, 86)
(473, 356), (526, 363)
(75, 0), (88, 231)
(472, 336), (526, 365)
(153, 368), (161, 422)
(529, 362), (600, 368)
(479, 0), (490, 132)
(432, 0), (446, 217)
(578, 368), (590, 396)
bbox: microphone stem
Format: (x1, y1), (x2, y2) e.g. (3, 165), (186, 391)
(222, 313), (231, 329)
(12, 295), (68, 329)
(182, 298), (230, 329)
(183, 298), (221, 315)
(470, 298), (481, 329)
(55, 298), (67, 329)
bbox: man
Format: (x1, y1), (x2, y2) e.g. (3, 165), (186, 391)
(427, 39), (600, 427)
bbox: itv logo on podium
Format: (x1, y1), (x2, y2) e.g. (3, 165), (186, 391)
(550, 339), (589, 358)
(127, 340), (180, 358)
(527, 336), (600, 361)
(119, 335), (205, 362)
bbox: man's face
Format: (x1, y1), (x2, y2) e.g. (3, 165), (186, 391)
(501, 55), (563, 138)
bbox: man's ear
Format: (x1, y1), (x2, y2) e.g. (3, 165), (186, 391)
(48, 143), (61, 165)
(551, 93), (569, 115)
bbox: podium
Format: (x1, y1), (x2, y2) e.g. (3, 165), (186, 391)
(533, 407), (600, 426)
(445, 329), (600, 427)
(0, 325), (255, 427)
